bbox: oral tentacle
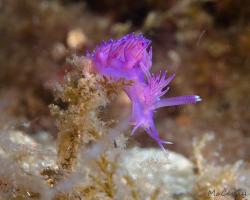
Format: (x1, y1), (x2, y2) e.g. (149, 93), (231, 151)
(154, 95), (201, 109)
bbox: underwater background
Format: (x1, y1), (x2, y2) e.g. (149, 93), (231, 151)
(0, 0), (249, 199)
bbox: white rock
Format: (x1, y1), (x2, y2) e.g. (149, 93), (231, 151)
(118, 147), (195, 200)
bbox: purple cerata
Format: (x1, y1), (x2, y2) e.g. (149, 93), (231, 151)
(88, 33), (201, 153)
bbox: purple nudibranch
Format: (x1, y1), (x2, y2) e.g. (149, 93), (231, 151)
(88, 33), (201, 152)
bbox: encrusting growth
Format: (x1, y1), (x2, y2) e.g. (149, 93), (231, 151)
(50, 57), (131, 170)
